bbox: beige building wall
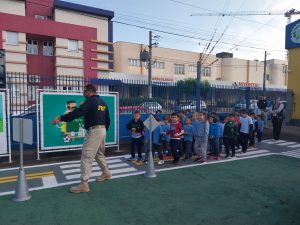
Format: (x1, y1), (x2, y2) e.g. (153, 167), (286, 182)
(0, 0), (25, 16)
(55, 37), (84, 76)
(113, 41), (287, 87)
(54, 8), (112, 78)
(2, 31), (27, 73)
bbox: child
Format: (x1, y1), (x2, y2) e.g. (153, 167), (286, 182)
(256, 114), (264, 142)
(249, 113), (258, 148)
(239, 110), (253, 153)
(161, 115), (171, 156)
(167, 113), (184, 164)
(208, 115), (221, 160)
(126, 111), (144, 161)
(193, 112), (209, 163)
(152, 116), (164, 165)
(183, 117), (193, 160)
(218, 116), (227, 153)
(235, 112), (241, 150)
(223, 114), (238, 158)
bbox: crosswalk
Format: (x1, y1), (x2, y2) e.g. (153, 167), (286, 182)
(281, 149), (300, 159)
(60, 156), (137, 181)
(262, 139), (300, 148)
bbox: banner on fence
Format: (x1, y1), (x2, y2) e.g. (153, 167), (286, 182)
(40, 92), (117, 150)
(0, 92), (8, 154)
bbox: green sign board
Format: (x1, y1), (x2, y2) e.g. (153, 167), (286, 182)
(0, 92), (8, 154)
(40, 92), (117, 150)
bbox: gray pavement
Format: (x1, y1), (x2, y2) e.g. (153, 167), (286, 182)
(1, 138), (299, 197)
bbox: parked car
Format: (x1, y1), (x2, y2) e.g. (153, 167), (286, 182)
(234, 100), (258, 111)
(140, 102), (163, 114)
(180, 100), (207, 111)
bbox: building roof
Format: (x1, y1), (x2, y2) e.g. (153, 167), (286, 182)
(54, 0), (114, 20)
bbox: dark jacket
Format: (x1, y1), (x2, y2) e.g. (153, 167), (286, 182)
(60, 95), (110, 130)
(223, 121), (238, 140)
(127, 119), (144, 138)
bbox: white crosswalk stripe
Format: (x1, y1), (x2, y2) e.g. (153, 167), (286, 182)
(237, 150), (269, 157)
(276, 142), (297, 146)
(281, 149), (300, 159)
(59, 157), (137, 180)
(288, 144), (300, 148)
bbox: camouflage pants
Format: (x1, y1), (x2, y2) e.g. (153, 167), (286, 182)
(81, 126), (108, 181)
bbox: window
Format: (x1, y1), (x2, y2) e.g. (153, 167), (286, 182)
(128, 58), (141, 67)
(153, 61), (165, 69)
(189, 65), (197, 72)
(27, 40), (38, 55)
(28, 85), (38, 101)
(6, 31), (19, 46)
(202, 67), (211, 77)
(266, 74), (270, 81)
(43, 41), (53, 56)
(12, 84), (20, 97)
(28, 75), (40, 83)
(68, 40), (79, 52)
(175, 64), (185, 75)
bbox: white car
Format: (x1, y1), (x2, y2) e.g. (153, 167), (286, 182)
(180, 100), (207, 111)
(139, 102), (163, 113)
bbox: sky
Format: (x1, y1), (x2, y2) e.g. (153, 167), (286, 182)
(66, 0), (300, 62)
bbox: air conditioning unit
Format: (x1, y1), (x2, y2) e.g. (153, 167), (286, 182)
(35, 15), (45, 20)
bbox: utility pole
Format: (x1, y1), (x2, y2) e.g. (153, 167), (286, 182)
(148, 31), (152, 99)
(263, 51), (267, 95)
(196, 53), (203, 112)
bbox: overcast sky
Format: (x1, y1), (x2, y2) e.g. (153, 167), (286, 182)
(66, 0), (300, 61)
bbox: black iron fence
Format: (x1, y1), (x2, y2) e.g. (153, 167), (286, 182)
(5, 72), (293, 118)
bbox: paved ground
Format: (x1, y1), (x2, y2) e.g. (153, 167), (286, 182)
(0, 155), (299, 225)
(0, 138), (299, 197)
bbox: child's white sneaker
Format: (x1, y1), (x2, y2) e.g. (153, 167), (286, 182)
(158, 160), (164, 165)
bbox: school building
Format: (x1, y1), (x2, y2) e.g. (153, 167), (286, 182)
(113, 41), (288, 89)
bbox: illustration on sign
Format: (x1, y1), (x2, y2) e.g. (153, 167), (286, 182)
(40, 92), (117, 150)
(55, 101), (85, 143)
(0, 92), (8, 154)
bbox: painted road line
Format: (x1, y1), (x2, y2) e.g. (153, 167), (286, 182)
(281, 153), (300, 158)
(65, 167), (137, 180)
(0, 171), (54, 184)
(0, 154), (131, 172)
(59, 159), (123, 169)
(283, 149), (300, 154)
(42, 176), (58, 188)
(288, 144), (300, 148)
(263, 140), (286, 144)
(237, 150), (269, 156)
(62, 163), (130, 174)
(261, 139), (273, 143)
(0, 153), (278, 197)
(276, 142), (297, 146)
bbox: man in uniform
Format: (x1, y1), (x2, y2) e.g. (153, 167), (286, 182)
(52, 84), (111, 193)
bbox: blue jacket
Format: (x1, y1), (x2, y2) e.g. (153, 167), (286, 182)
(183, 124), (194, 142)
(161, 123), (170, 141)
(209, 123), (220, 138)
(192, 120), (209, 140)
(153, 125), (163, 144)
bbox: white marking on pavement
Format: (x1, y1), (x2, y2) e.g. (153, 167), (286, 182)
(288, 144), (300, 148)
(0, 153), (279, 197)
(237, 150), (269, 156)
(65, 167), (137, 180)
(282, 149), (300, 154)
(42, 176), (58, 187)
(59, 159), (123, 169)
(62, 163), (130, 174)
(276, 142), (296, 146)
(263, 140), (286, 144)
(0, 155), (131, 172)
(281, 153), (300, 158)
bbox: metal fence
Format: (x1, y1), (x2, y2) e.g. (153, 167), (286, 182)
(6, 72), (292, 117)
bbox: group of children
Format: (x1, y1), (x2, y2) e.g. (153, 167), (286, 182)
(126, 109), (264, 165)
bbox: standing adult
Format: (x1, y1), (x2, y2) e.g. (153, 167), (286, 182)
(52, 84), (111, 193)
(271, 96), (284, 141)
(257, 95), (268, 128)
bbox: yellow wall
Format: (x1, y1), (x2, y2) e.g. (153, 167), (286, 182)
(288, 48), (300, 119)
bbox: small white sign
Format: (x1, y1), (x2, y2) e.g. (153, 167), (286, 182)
(13, 118), (33, 145)
(143, 115), (160, 132)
